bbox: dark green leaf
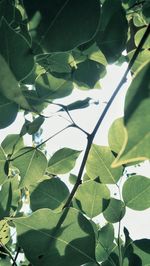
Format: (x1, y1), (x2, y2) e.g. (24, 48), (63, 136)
(23, 0), (101, 52)
(86, 145), (123, 184)
(22, 116), (45, 135)
(95, 0), (128, 62)
(0, 18), (34, 81)
(13, 208), (96, 266)
(13, 147), (48, 188)
(73, 59), (106, 88)
(0, 54), (30, 110)
(30, 178), (69, 211)
(74, 180), (110, 218)
(122, 175), (150, 210)
(0, 93), (18, 129)
(103, 198), (126, 223)
(48, 148), (81, 175)
(142, 1), (150, 23)
(58, 97), (92, 112)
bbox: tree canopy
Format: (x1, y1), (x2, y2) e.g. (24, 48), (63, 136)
(0, 0), (150, 265)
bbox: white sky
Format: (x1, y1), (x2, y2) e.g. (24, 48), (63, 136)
(0, 62), (150, 241)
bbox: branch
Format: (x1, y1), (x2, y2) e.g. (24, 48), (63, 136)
(63, 23), (150, 208)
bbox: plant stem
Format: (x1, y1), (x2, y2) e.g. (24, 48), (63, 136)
(1, 244), (17, 266)
(12, 247), (21, 266)
(63, 23), (150, 208)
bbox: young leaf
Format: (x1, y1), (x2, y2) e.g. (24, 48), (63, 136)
(0, 220), (10, 246)
(112, 62), (150, 167)
(73, 180), (110, 218)
(122, 175), (150, 211)
(13, 147), (48, 188)
(96, 223), (115, 262)
(1, 134), (24, 155)
(58, 97), (92, 112)
(23, 0), (101, 52)
(30, 178), (69, 212)
(108, 117), (125, 154)
(103, 198), (126, 223)
(13, 208), (96, 266)
(22, 116), (45, 135)
(135, 28), (150, 49)
(86, 145), (123, 184)
(0, 54), (30, 110)
(0, 18), (34, 81)
(47, 148), (81, 175)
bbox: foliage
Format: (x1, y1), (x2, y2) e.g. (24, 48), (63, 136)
(0, 0), (150, 265)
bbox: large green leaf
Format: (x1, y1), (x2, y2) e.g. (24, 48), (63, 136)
(96, 223), (115, 262)
(86, 145), (123, 184)
(13, 208), (96, 266)
(73, 59), (106, 88)
(82, 43), (107, 66)
(35, 73), (73, 100)
(37, 52), (73, 74)
(108, 118), (125, 154)
(23, 0), (100, 52)
(0, 18), (34, 81)
(0, 54), (30, 110)
(0, 147), (7, 185)
(74, 180), (110, 218)
(0, 93), (18, 129)
(13, 147), (48, 188)
(112, 62), (150, 167)
(1, 134), (24, 155)
(48, 148), (81, 175)
(122, 175), (150, 210)
(128, 49), (150, 74)
(0, 0), (15, 24)
(103, 198), (126, 223)
(30, 178), (69, 212)
(95, 0), (128, 62)
(142, 1), (150, 23)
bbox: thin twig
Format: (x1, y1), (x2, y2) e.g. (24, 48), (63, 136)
(63, 23), (150, 208)
(1, 244), (17, 266)
(12, 247), (21, 266)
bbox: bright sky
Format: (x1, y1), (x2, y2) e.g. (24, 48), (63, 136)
(0, 62), (150, 241)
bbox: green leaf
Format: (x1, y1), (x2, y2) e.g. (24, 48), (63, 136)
(23, 0), (101, 52)
(73, 59), (106, 88)
(135, 28), (150, 49)
(0, 0), (15, 24)
(69, 174), (77, 185)
(30, 178), (69, 212)
(58, 97), (92, 112)
(48, 148), (81, 175)
(74, 180), (110, 218)
(112, 62), (150, 167)
(103, 198), (126, 223)
(82, 43), (107, 66)
(128, 49), (150, 74)
(0, 18), (34, 81)
(96, 223), (115, 262)
(95, 0), (128, 62)
(0, 147), (7, 185)
(142, 1), (150, 23)
(1, 134), (24, 155)
(13, 147), (48, 188)
(0, 93), (18, 129)
(21, 116), (45, 135)
(0, 177), (20, 218)
(108, 118), (125, 154)
(122, 175), (150, 210)
(37, 52), (73, 74)
(0, 220), (10, 246)
(13, 208), (96, 266)
(86, 145), (123, 184)
(0, 54), (30, 110)
(35, 73), (73, 100)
